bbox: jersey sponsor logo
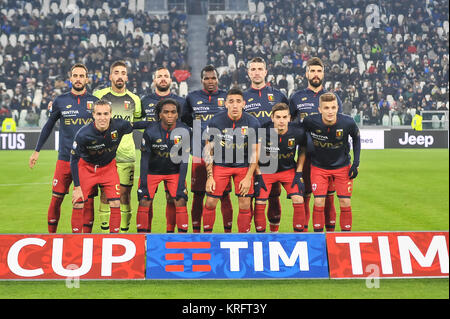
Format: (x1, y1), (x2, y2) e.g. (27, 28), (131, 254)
(195, 114), (214, 122)
(113, 114), (131, 121)
(63, 117), (92, 126)
(249, 110), (272, 118)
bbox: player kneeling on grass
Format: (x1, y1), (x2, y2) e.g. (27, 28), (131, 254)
(302, 93), (361, 232)
(136, 99), (191, 233)
(254, 103), (308, 232)
(70, 100), (136, 233)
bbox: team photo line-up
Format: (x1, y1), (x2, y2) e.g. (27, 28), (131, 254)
(29, 56), (361, 234)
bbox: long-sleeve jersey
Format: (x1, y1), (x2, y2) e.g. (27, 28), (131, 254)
(70, 119), (133, 186)
(34, 91), (98, 161)
(289, 88), (343, 123)
(243, 85), (288, 126)
(93, 87), (142, 163)
(302, 113), (361, 170)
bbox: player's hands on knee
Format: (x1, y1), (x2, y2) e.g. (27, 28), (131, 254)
(348, 162), (359, 179)
(239, 176), (252, 197)
(206, 176), (215, 193)
(72, 186), (84, 205)
(137, 186), (150, 201)
(291, 172), (305, 195)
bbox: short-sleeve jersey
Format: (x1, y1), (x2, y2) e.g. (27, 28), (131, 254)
(302, 113), (360, 169)
(243, 85), (289, 126)
(93, 87), (142, 163)
(259, 122), (307, 173)
(207, 110), (261, 168)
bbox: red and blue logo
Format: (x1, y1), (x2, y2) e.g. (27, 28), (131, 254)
(146, 234), (329, 279)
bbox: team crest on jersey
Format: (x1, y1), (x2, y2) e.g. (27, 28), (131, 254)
(336, 129), (343, 138)
(241, 126), (248, 135)
(124, 101), (131, 110)
(218, 98), (224, 106)
(312, 183), (317, 191)
(268, 94), (274, 101)
(288, 138), (295, 147)
(87, 101), (93, 110)
(111, 130), (118, 141)
(174, 136), (182, 144)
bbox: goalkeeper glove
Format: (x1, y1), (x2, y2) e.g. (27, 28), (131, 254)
(348, 162), (359, 179)
(137, 187), (150, 201)
(291, 172), (305, 195)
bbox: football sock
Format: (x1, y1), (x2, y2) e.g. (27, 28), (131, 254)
(303, 195), (311, 231)
(98, 202), (110, 233)
(221, 194), (233, 233)
(120, 204), (132, 233)
(340, 206), (352, 231)
(312, 205), (325, 232)
(109, 206), (121, 233)
(47, 195), (63, 233)
(82, 197), (94, 233)
(202, 205), (216, 233)
(237, 209), (252, 233)
(165, 201), (176, 233)
(136, 205), (149, 233)
(191, 193), (204, 233)
(325, 194), (336, 232)
(293, 203), (306, 232)
(71, 207), (83, 233)
(254, 203), (267, 232)
(176, 206), (189, 233)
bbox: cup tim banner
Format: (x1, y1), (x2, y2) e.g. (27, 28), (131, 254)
(146, 233), (329, 279)
(0, 234), (146, 279)
(327, 232), (449, 279)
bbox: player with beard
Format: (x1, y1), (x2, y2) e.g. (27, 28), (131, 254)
(29, 63), (98, 233)
(94, 60), (142, 233)
(289, 57), (342, 232)
(182, 65), (234, 233)
(140, 67), (187, 232)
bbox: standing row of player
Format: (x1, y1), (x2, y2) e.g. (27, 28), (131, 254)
(29, 56), (360, 234)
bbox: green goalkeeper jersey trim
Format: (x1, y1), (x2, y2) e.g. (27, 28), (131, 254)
(93, 87), (142, 163)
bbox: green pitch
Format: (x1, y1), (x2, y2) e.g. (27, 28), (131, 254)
(0, 149), (448, 299)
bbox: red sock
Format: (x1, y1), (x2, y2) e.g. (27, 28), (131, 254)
(237, 209), (252, 233)
(191, 193), (204, 233)
(312, 205), (325, 232)
(176, 206), (189, 233)
(303, 195), (311, 231)
(293, 203), (305, 232)
(340, 206), (352, 231)
(109, 206), (121, 233)
(48, 196), (64, 233)
(137, 205), (149, 232)
(202, 205), (216, 232)
(221, 194), (233, 233)
(325, 194), (336, 232)
(71, 207), (83, 233)
(82, 197), (94, 233)
(166, 201), (176, 233)
(254, 203), (267, 232)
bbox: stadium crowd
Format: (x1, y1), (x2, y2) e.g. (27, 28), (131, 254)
(0, 0), (189, 127)
(207, 0), (449, 125)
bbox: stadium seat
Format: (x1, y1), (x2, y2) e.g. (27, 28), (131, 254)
(39, 109), (48, 128)
(8, 34), (17, 47)
(18, 110), (28, 127)
(410, 108), (416, 117)
(24, 2), (32, 14)
(152, 33), (160, 46)
(398, 14), (404, 26)
(59, 0), (67, 12)
(227, 54), (236, 69)
(286, 74), (294, 92)
(161, 33), (169, 47)
(392, 115), (401, 126)
(89, 34), (98, 47)
(98, 34), (107, 47)
(257, 2), (265, 13)
(179, 81), (188, 98)
(33, 88), (43, 107)
(144, 33), (152, 46)
(137, 0), (145, 12)
(382, 114), (390, 126)
(0, 34), (7, 48)
(248, 1), (256, 14)
(0, 54), (2, 66)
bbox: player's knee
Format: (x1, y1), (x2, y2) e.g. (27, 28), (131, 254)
(238, 197), (251, 210)
(109, 199), (120, 208)
(338, 197), (351, 207)
(73, 202), (84, 209)
(314, 196), (326, 207)
(290, 195), (304, 204)
(205, 196), (219, 210)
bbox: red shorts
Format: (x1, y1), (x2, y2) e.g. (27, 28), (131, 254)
(310, 164), (353, 198)
(53, 160), (97, 198)
(208, 165), (253, 198)
(52, 160), (73, 195)
(191, 157), (232, 194)
(142, 173), (180, 200)
(77, 159), (120, 202)
(257, 169), (301, 200)
(304, 157), (335, 195)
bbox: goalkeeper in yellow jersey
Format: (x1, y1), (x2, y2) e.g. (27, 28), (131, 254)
(94, 60), (142, 232)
